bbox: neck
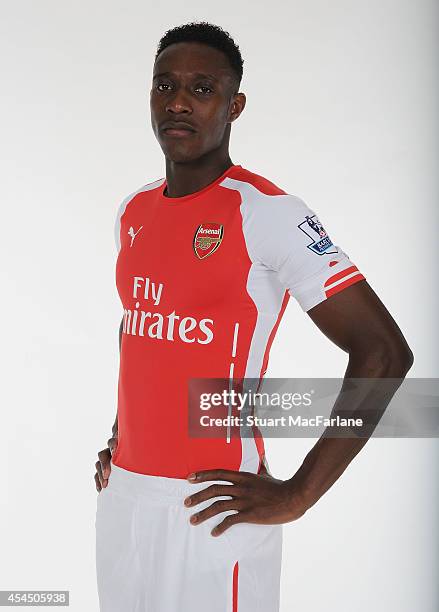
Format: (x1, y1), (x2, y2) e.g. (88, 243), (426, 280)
(164, 152), (234, 198)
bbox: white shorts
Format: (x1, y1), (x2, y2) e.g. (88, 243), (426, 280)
(95, 461), (283, 612)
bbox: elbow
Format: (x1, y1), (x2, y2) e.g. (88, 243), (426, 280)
(401, 344), (415, 374)
(389, 335), (414, 376)
(350, 337), (414, 378)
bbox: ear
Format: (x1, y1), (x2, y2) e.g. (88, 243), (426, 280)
(228, 92), (246, 123)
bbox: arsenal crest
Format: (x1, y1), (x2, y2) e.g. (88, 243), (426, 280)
(193, 222), (224, 259)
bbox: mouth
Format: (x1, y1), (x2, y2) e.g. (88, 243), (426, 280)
(160, 122), (197, 139)
(162, 128), (196, 138)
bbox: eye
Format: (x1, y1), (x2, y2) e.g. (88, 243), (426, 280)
(194, 85), (213, 94)
(156, 82), (172, 92)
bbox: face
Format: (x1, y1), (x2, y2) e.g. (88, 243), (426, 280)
(150, 41), (245, 163)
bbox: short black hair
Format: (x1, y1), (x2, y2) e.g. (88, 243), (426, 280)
(155, 21), (244, 87)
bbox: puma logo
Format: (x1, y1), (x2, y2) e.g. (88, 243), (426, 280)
(128, 225), (143, 247)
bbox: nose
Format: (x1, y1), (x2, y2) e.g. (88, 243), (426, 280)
(165, 87), (192, 115)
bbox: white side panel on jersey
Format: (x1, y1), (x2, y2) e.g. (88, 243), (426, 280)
(220, 177), (288, 473)
(114, 178), (165, 253)
(244, 265), (287, 383)
(239, 263), (286, 473)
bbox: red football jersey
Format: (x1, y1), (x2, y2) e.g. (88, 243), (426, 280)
(111, 164), (365, 478)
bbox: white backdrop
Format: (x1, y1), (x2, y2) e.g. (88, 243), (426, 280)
(0, 1), (437, 610)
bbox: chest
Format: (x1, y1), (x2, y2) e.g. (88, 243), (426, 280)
(116, 199), (253, 314)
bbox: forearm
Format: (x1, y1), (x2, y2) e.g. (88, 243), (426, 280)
(112, 415), (118, 437)
(112, 318), (123, 438)
(289, 344), (413, 509)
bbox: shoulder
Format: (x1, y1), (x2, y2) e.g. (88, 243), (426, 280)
(221, 165), (310, 218)
(114, 177), (164, 251)
(225, 166), (288, 196)
(117, 176), (165, 217)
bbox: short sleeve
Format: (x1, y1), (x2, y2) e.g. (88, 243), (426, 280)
(256, 195), (366, 312)
(114, 193), (133, 253)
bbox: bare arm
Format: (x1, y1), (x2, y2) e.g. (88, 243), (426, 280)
(289, 279), (414, 508)
(183, 280), (414, 535)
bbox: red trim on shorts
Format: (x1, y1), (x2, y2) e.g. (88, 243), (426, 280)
(233, 562), (239, 611)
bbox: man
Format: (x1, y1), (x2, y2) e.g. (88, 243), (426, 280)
(94, 21), (413, 612)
